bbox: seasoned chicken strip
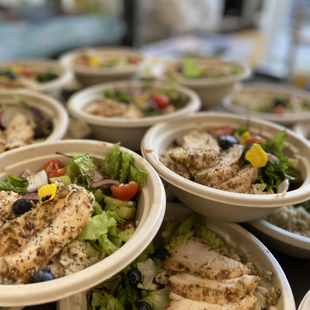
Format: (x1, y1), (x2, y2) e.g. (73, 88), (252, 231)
(5, 113), (34, 150)
(168, 273), (259, 304)
(83, 99), (127, 117)
(215, 165), (260, 193)
(0, 191), (23, 227)
(182, 130), (219, 151)
(163, 239), (250, 280)
(0, 187), (94, 283)
(194, 145), (243, 187)
(167, 292), (257, 310)
(124, 104), (143, 118)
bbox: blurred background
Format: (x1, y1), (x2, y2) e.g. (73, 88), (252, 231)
(0, 0), (309, 88)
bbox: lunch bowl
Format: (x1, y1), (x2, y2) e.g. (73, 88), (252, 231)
(156, 59), (250, 108)
(293, 122), (310, 140)
(57, 202), (295, 310)
(59, 47), (143, 87)
(223, 83), (310, 125)
(0, 60), (73, 98)
(0, 90), (68, 149)
(141, 112), (310, 222)
(0, 140), (166, 307)
(67, 80), (201, 150)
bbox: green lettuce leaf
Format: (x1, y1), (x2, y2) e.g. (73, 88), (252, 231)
(119, 152), (134, 183)
(98, 235), (120, 255)
(137, 258), (162, 289)
(102, 143), (122, 180)
(93, 201), (103, 215)
(161, 219), (181, 245)
(92, 188), (105, 203)
(182, 58), (202, 78)
(0, 180), (28, 194)
(140, 288), (170, 310)
(90, 291), (124, 310)
(129, 166), (148, 190)
(194, 226), (224, 249)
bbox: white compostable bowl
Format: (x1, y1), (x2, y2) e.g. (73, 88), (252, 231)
(247, 218), (310, 259)
(0, 90), (68, 146)
(299, 290), (310, 310)
(57, 202), (295, 310)
(0, 140), (166, 307)
(0, 60), (73, 98)
(67, 80), (201, 150)
(141, 112), (310, 222)
(156, 59), (250, 108)
(293, 123), (310, 140)
(59, 47), (143, 87)
(223, 83), (310, 125)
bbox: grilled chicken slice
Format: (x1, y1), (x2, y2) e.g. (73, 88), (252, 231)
(163, 239), (250, 280)
(182, 130), (220, 151)
(166, 292), (257, 310)
(215, 165), (260, 193)
(194, 145), (243, 187)
(0, 191), (23, 227)
(5, 113), (34, 150)
(168, 273), (259, 304)
(0, 131), (5, 153)
(0, 186), (94, 283)
(84, 99), (127, 117)
(124, 104), (143, 118)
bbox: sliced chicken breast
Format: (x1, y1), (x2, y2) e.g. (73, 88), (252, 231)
(0, 187), (94, 283)
(182, 130), (219, 151)
(215, 165), (260, 193)
(168, 273), (259, 304)
(166, 292), (257, 310)
(124, 103), (143, 118)
(0, 191), (23, 227)
(163, 239), (250, 280)
(84, 99), (127, 117)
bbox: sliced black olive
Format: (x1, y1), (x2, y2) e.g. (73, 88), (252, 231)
(12, 198), (32, 215)
(274, 98), (287, 107)
(241, 145), (252, 164)
(34, 127), (45, 139)
(8, 71), (17, 80)
(127, 268), (142, 286)
(32, 270), (55, 283)
(136, 301), (151, 310)
(218, 135), (238, 150)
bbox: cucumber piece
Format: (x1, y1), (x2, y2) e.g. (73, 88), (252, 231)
(109, 236), (123, 248)
(118, 226), (135, 242)
(287, 158), (299, 169)
(49, 175), (71, 186)
(105, 204), (136, 219)
(103, 195), (136, 208)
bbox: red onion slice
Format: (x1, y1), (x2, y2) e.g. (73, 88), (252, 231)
(21, 169), (34, 179)
(277, 179), (289, 194)
(22, 193), (40, 200)
(27, 170), (48, 192)
(90, 179), (120, 189)
(266, 153), (280, 163)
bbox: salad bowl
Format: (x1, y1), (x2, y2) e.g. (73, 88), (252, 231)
(223, 83), (310, 125)
(0, 60), (73, 98)
(59, 47), (143, 87)
(0, 140), (166, 307)
(141, 112), (310, 222)
(155, 58), (250, 107)
(67, 80), (201, 150)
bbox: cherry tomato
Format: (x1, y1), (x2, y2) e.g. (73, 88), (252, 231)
(123, 219), (134, 230)
(110, 182), (139, 201)
(244, 135), (264, 146)
(22, 69), (34, 77)
(43, 159), (64, 178)
(209, 126), (234, 137)
(49, 167), (67, 178)
(151, 94), (170, 110)
(272, 105), (285, 115)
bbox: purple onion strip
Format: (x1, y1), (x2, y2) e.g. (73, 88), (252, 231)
(22, 193), (40, 200)
(55, 152), (73, 158)
(90, 179), (120, 189)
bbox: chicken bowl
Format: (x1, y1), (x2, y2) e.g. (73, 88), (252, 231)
(156, 58), (250, 107)
(0, 90), (68, 153)
(141, 112), (310, 222)
(0, 60), (73, 98)
(0, 139), (166, 307)
(59, 47), (143, 87)
(67, 80), (201, 150)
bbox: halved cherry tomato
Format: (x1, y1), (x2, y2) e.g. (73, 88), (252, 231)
(43, 159), (64, 178)
(110, 182), (139, 201)
(209, 126), (234, 137)
(122, 219), (134, 230)
(272, 105), (285, 115)
(49, 167), (67, 178)
(244, 135), (264, 146)
(151, 94), (170, 110)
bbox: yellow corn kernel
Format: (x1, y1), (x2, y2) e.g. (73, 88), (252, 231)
(245, 144), (268, 168)
(38, 184), (57, 204)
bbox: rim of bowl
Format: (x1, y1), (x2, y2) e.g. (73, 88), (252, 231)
(141, 112), (310, 208)
(59, 46), (144, 76)
(0, 139), (166, 307)
(248, 218), (310, 250)
(223, 83), (310, 124)
(0, 60), (73, 93)
(0, 89), (68, 143)
(67, 80), (201, 128)
(293, 122), (310, 139)
(157, 59), (251, 88)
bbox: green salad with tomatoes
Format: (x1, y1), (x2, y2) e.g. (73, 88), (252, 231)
(83, 84), (189, 119)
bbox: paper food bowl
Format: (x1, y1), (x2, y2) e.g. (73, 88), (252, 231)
(223, 83), (310, 125)
(57, 202), (295, 310)
(67, 80), (201, 150)
(59, 47), (143, 87)
(0, 140), (166, 307)
(141, 112), (310, 222)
